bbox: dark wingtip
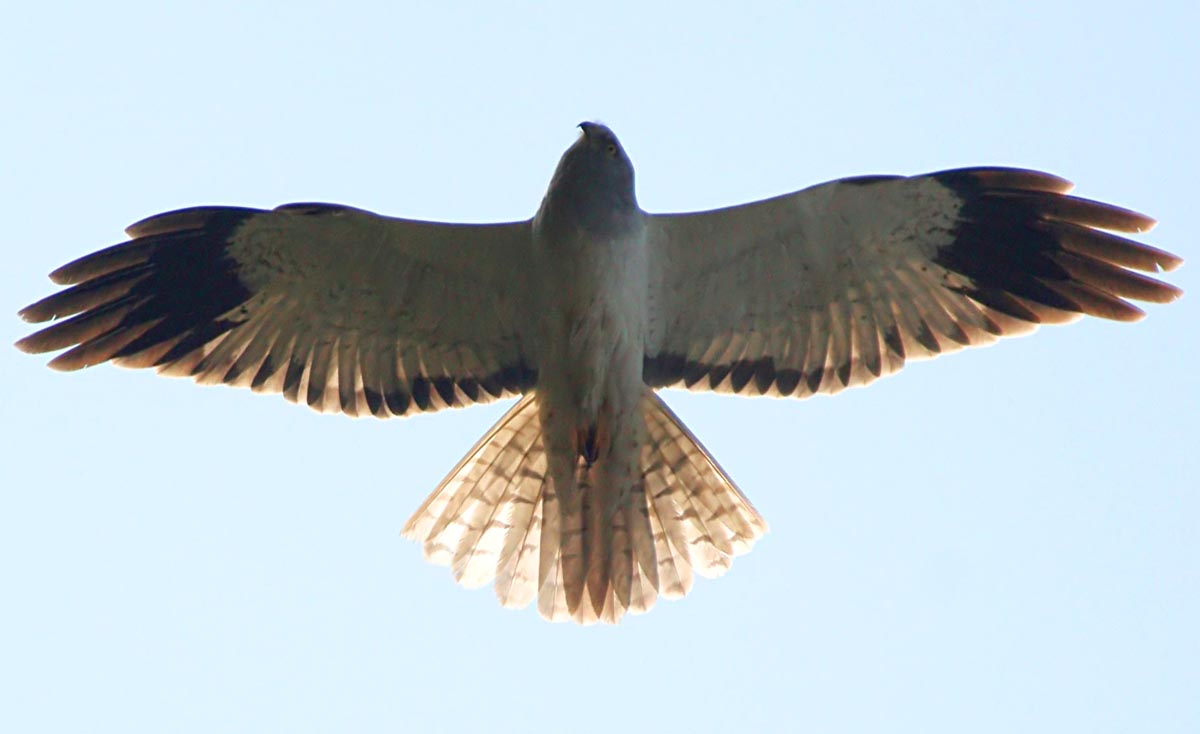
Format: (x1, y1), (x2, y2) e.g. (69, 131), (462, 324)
(934, 167), (1182, 324)
(123, 205), (259, 239)
(950, 167), (1075, 194)
(21, 207), (259, 374)
(47, 239), (149, 285)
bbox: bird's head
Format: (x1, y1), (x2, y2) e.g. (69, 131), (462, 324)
(545, 122), (637, 209)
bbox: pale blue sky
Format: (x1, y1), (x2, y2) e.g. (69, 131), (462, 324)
(2, 2), (1196, 732)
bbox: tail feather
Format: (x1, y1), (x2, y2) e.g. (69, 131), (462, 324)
(493, 459), (547, 609)
(402, 389), (768, 624)
(450, 417), (545, 588)
(584, 461), (638, 624)
(642, 398), (767, 574)
(645, 492), (694, 599)
(589, 460), (641, 624)
(627, 545), (659, 611)
(535, 476), (574, 620)
(626, 483), (659, 597)
(607, 498), (633, 622)
(402, 395), (537, 563)
(542, 460), (588, 620)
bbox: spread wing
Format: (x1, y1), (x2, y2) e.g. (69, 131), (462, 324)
(17, 204), (537, 417)
(644, 167), (1182, 397)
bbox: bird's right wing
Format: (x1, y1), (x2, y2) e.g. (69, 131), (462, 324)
(18, 204), (537, 417)
(644, 168), (1182, 397)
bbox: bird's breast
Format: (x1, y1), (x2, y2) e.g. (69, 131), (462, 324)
(531, 223), (649, 427)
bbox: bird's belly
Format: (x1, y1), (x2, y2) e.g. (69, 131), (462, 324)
(543, 295), (642, 424)
(535, 295), (643, 472)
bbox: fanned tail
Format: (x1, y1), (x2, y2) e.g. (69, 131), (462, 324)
(401, 394), (548, 604)
(640, 392), (768, 594)
(402, 389), (768, 624)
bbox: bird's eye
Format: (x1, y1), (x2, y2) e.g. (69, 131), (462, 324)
(606, 143), (618, 157)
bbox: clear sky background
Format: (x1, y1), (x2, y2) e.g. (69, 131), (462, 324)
(2, 2), (1196, 732)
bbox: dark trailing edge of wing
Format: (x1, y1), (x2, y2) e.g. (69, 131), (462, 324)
(350, 361), (536, 418)
(17, 206), (537, 418)
(644, 167), (1182, 395)
(644, 354), (828, 397)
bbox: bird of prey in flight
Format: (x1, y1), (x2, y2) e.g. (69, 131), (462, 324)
(17, 122), (1182, 624)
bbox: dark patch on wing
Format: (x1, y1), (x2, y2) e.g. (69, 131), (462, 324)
(803, 367), (824, 394)
(835, 360), (852, 387)
(355, 361), (536, 418)
(728, 359), (758, 393)
(882, 326), (905, 359)
(500, 363), (535, 392)
(410, 376), (433, 411)
(774, 369), (801, 396)
(17, 208), (257, 370)
(283, 349), (308, 401)
(457, 377), (480, 402)
(913, 320), (940, 352)
(479, 373), (505, 398)
(644, 353), (837, 397)
(433, 376), (458, 406)
(706, 363), (732, 390)
(933, 169), (1179, 323)
(642, 353), (686, 387)
(753, 358), (776, 394)
(385, 387), (411, 416)
(252, 353), (278, 389)
(363, 384), (385, 417)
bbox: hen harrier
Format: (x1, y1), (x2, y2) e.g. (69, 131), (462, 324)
(17, 122), (1182, 624)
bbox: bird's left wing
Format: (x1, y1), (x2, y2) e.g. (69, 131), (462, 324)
(644, 168), (1182, 397)
(18, 204), (536, 417)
